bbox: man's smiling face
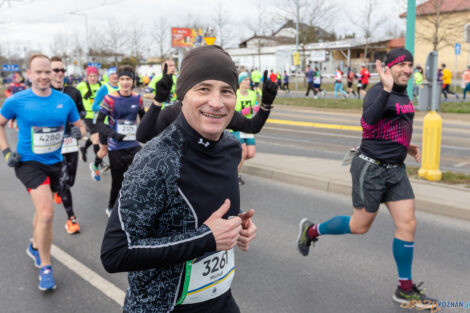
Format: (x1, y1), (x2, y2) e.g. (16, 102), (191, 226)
(181, 80), (236, 141)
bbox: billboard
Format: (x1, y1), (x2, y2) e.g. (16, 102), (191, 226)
(171, 28), (215, 48)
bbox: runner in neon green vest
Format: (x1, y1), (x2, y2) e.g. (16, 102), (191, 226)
(233, 72), (259, 185)
(76, 66), (103, 175)
(251, 68), (262, 97)
(148, 59), (177, 108)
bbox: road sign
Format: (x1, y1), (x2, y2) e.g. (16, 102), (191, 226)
(2, 64), (20, 72)
(87, 62), (101, 69)
(455, 43), (461, 55)
(309, 50), (326, 62)
(292, 52), (300, 66)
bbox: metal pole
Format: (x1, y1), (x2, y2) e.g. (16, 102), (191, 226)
(405, 0), (416, 99)
(430, 51), (439, 111)
(296, 2), (300, 86)
(454, 53), (458, 93)
(296, 3), (299, 51)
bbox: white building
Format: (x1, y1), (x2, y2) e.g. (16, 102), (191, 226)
(227, 36), (403, 75)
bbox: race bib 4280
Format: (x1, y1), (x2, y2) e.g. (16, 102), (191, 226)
(31, 126), (64, 154)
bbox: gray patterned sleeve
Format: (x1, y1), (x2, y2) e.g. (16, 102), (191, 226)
(101, 133), (216, 273)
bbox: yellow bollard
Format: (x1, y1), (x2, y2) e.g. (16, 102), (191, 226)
(418, 111), (442, 181)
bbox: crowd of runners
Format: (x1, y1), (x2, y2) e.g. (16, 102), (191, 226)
(0, 46), (440, 312)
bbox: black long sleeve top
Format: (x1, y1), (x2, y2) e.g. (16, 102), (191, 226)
(101, 113), (241, 312)
(360, 82), (415, 163)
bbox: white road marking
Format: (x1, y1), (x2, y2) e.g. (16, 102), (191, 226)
(51, 244), (125, 306)
(455, 162), (470, 168)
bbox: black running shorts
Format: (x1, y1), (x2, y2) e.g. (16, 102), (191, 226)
(350, 155), (415, 212)
(84, 118), (97, 134)
(15, 161), (61, 192)
(99, 132), (107, 145)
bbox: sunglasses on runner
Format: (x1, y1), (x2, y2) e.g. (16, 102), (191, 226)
(52, 68), (66, 73)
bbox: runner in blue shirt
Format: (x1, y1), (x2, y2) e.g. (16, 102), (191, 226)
(305, 65), (315, 96)
(89, 67), (120, 178)
(95, 65), (145, 217)
(0, 54), (85, 291)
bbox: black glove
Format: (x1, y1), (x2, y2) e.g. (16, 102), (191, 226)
(113, 133), (126, 142)
(79, 110), (87, 119)
(3, 147), (20, 168)
(154, 63), (173, 103)
(71, 126), (82, 139)
(261, 70), (278, 105)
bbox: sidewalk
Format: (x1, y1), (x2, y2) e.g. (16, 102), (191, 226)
(242, 153), (470, 221)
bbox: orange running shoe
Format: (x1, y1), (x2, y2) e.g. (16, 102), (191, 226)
(53, 193), (62, 204)
(65, 217), (81, 234)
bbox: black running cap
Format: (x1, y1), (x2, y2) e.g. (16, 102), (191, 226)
(385, 48), (413, 68)
(176, 45), (238, 101)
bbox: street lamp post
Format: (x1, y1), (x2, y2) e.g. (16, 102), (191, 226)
(70, 12), (88, 68)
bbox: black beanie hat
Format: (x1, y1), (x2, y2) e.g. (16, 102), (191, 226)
(176, 45), (238, 101)
(385, 48), (414, 68)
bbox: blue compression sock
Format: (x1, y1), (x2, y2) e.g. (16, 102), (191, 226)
(318, 216), (351, 235)
(393, 238), (414, 280)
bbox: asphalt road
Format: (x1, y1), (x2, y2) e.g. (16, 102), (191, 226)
(1, 137), (469, 313)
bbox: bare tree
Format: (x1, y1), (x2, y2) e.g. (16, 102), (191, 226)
(70, 32), (85, 68)
(49, 32), (71, 64)
(126, 23), (146, 60)
(414, 0), (463, 51)
(151, 17), (170, 59)
(87, 26), (107, 62)
(212, 0), (233, 48)
(245, 0), (273, 70)
(276, 0), (336, 69)
(348, 0), (386, 62)
(103, 19), (127, 57)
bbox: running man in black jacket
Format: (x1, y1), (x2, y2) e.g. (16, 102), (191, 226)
(296, 48), (438, 310)
(101, 45), (261, 313)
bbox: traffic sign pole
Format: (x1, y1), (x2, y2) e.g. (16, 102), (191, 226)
(405, 0), (416, 99)
(454, 43), (461, 93)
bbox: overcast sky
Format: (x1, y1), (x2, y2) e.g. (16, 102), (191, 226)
(0, 0), (411, 57)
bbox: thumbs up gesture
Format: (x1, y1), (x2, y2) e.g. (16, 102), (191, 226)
(203, 199), (243, 251)
(237, 209), (257, 251)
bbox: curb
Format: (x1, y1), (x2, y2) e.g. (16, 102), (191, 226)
(241, 164), (470, 222)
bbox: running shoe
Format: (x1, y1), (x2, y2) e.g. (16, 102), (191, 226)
(38, 265), (56, 291)
(297, 218), (317, 256)
(26, 242), (41, 268)
(89, 162), (101, 181)
(392, 282), (438, 310)
(100, 162), (110, 173)
(64, 217), (81, 234)
(106, 208), (112, 217)
(80, 146), (87, 162)
(53, 193), (62, 204)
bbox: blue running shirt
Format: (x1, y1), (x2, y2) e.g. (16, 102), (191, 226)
(1, 89), (80, 165)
